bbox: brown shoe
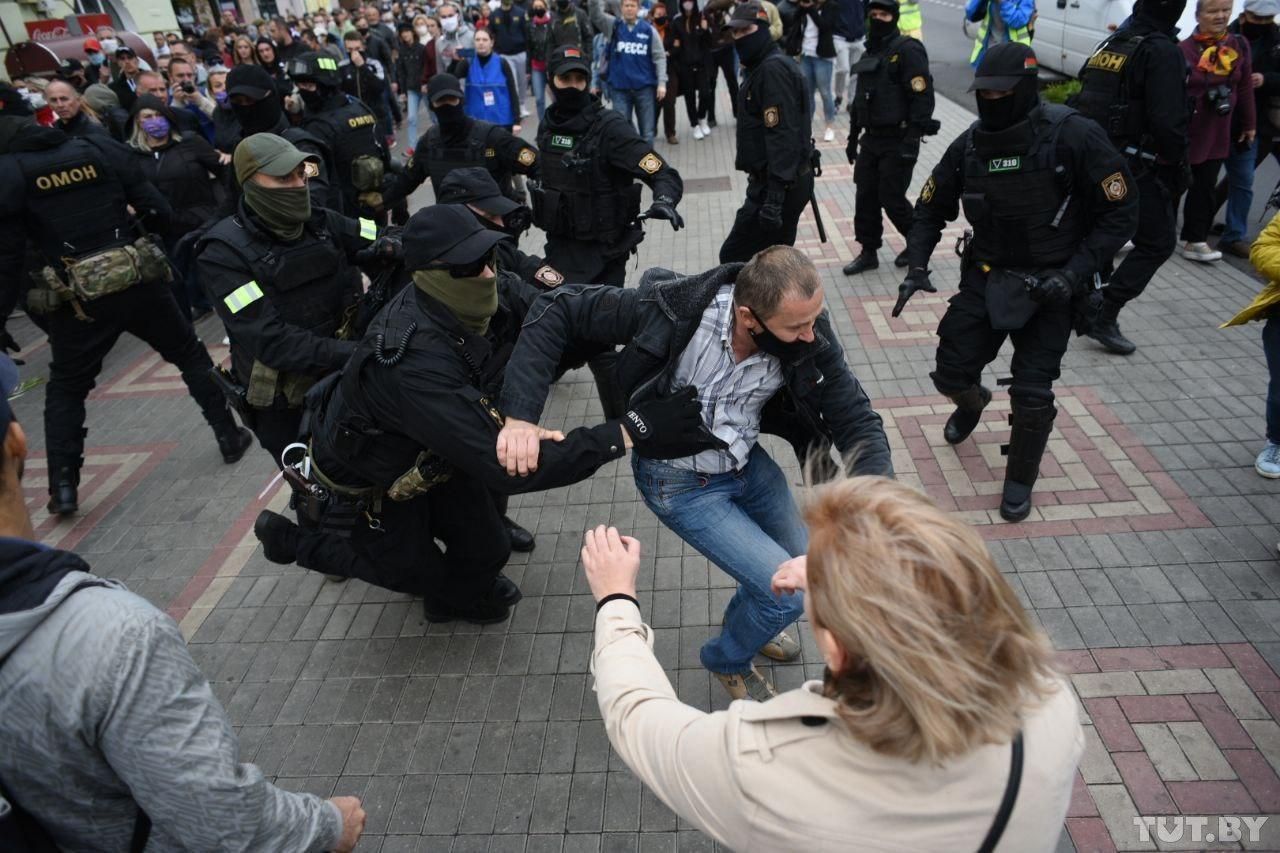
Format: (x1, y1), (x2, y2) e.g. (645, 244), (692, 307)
(759, 630), (801, 662)
(714, 665), (779, 702)
(1220, 239), (1252, 259)
(666, 133), (679, 144)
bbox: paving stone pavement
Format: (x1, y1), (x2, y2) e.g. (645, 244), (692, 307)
(7, 86), (1280, 852)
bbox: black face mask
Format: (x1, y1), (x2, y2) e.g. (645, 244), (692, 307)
(745, 306), (814, 361)
(976, 76), (1039, 132)
(551, 83), (589, 111)
(653, 14), (668, 24)
(733, 27), (773, 66)
(299, 86), (327, 111)
(233, 93), (282, 134)
(866, 16), (897, 41)
(433, 101), (466, 129)
(477, 205), (531, 236)
(1242, 20), (1272, 39)
(1136, 0), (1186, 28)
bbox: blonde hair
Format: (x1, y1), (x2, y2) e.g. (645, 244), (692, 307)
(233, 35), (257, 64)
(803, 473), (1057, 765)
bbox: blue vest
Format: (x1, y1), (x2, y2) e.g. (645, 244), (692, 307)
(465, 54), (512, 126)
(608, 20), (657, 90)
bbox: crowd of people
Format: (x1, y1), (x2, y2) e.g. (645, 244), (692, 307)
(0, 0), (1277, 849)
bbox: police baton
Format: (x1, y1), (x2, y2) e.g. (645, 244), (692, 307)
(808, 143), (827, 243)
(809, 192), (828, 244)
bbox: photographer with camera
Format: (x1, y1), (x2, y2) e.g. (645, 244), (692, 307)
(167, 56), (218, 143)
(1179, 0), (1256, 263)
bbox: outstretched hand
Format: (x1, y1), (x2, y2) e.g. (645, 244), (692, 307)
(771, 555), (808, 596)
(581, 524), (642, 602)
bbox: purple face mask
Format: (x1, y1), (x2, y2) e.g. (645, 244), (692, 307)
(140, 115), (171, 139)
(214, 90), (229, 105)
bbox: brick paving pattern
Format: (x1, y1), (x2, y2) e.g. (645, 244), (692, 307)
(5, 87), (1279, 851)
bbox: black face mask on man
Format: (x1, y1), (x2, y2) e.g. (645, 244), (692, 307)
(551, 83), (589, 111)
(433, 101), (466, 129)
(233, 93), (283, 134)
(975, 76), (1039, 132)
(734, 27), (773, 66)
(299, 85), (328, 111)
(745, 306), (815, 360)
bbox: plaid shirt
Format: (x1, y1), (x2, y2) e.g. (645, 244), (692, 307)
(667, 285), (784, 474)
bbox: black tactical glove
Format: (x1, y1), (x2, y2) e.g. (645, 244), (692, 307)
(901, 135), (921, 163)
(1026, 269), (1081, 305)
(891, 267), (936, 317)
(845, 131), (858, 164)
(645, 196), (684, 231)
(356, 231), (403, 264)
(622, 386), (724, 459)
(759, 189), (785, 230)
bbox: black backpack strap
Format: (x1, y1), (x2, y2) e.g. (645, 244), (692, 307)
(129, 808), (151, 853)
(975, 731), (1024, 853)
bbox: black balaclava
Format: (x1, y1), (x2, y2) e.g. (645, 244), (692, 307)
(433, 101), (468, 134)
(233, 93), (284, 134)
(734, 26), (773, 66)
(976, 75), (1039, 132)
(866, 3), (899, 45)
(551, 82), (589, 112)
(1137, 0), (1186, 29)
(299, 83), (330, 111)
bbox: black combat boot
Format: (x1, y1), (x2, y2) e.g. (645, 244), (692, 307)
(490, 573), (524, 606)
(1087, 299), (1136, 356)
(842, 252), (879, 276)
(943, 384), (992, 445)
(999, 400), (1057, 522)
(894, 250), (910, 268)
(254, 510), (300, 564)
(503, 515), (536, 552)
(423, 595), (511, 625)
(216, 423), (254, 464)
(46, 460), (80, 516)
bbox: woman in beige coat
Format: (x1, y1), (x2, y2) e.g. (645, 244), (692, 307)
(581, 475), (1083, 852)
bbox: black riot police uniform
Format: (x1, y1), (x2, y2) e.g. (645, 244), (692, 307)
(842, 0), (938, 275)
(195, 136), (393, 466)
(252, 205), (701, 623)
(718, 2), (814, 264)
(289, 51), (394, 223)
(0, 121), (251, 515)
(532, 45), (685, 288)
(1071, 0), (1189, 355)
(383, 74), (540, 208)
(898, 44), (1138, 522)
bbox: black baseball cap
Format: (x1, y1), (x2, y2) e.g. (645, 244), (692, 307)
(115, 45), (137, 57)
(547, 44), (590, 77)
(969, 42), (1039, 91)
(438, 168), (521, 217)
(723, 1), (770, 30)
(427, 73), (464, 105)
(227, 64), (277, 99)
(866, 0), (899, 11)
(403, 204), (507, 270)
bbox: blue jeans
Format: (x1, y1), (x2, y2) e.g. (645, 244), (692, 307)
(611, 85), (657, 144)
(532, 67), (547, 120)
(1266, 317), (1280, 444)
(800, 54), (835, 124)
(405, 89), (423, 150)
(1222, 139), (1257, 243)
(633, 445), (808, 675)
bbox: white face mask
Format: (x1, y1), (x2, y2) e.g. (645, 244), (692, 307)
(416, 25), (431, 36)
(441, 15), (459, 31)
(100, 37), (119, 53)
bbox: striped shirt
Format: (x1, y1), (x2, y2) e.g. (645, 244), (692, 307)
(668, 285), (784, 473)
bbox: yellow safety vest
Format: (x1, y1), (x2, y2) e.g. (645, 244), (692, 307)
(899, 1), (923, 37)
(969, 13), (1033, 65)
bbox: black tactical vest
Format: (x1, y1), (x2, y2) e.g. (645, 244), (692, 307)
(199, 212), (354, 399)
(423, 121), (514, 196)
(851, 35), (912, 130)
(1073, 30), (1166, 144)
(735, 50), (808, 175)
(12, 137), (131, 266)
(961, 105), (1081, 269)
(306, 99), (386, 207)
(532, 109), (641, 243)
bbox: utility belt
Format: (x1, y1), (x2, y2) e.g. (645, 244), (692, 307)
(529, 182), (642, 243)
(748, 161), (814, 187)
(28, 236), (172, 318)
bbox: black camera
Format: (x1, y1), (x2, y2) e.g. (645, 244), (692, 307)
(180, 82), (196, 95)
(1205, 84), (1232, 117)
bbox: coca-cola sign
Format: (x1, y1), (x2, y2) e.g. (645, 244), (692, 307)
(24, 14), (113, 44)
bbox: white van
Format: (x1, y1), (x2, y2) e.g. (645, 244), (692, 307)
(1030, 0), (1245, 77)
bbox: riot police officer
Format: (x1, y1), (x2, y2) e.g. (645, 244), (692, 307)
(382, 74), (540, 209)
(252, 205), (707, 623)
(437, 166), (565, 288)
(841, 0), (937, 275)
(288, 51), (393, 223)
(719, 2), (814, 264)
(219, 64), (343, 213)
(1072, 0), (1189, 355)
(896, 44), (1138, 521)
(532, 44), (685, 288)
(0, 118), (252, 516)
(195, 134), (399, 466)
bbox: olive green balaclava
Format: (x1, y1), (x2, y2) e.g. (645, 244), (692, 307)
(412, 264), (499, 335)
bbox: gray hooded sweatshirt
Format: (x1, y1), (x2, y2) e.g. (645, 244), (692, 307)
(0, 560), (340, 852)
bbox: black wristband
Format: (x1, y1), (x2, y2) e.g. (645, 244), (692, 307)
(595, 592), (640, 612)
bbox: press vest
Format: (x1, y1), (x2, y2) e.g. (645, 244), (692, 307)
(532, 108), (643, 243)
(960, 105), (1081, 269)
(199, 212), (355, 408)
(607, 20), (658, 89)
(12, 137), (131, 265)
(850, 35), (913, 130)
(1073, 30), (1169, 146)
(465, 55), (513, 125)
(423, 121), (515, 196)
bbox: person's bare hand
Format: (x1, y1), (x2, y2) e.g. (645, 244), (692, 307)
(1241, 129), (1258, 144)
(656, 85), (667, 101)
(1253, 72), (1265, 88)
(218, 151), (232, 165)
(497, 417), (546, 475)
(581, 524), (641, 601)
(329, 796), (366, 853)
(513, 123), (523, 133)
(771, 555), (808, 596)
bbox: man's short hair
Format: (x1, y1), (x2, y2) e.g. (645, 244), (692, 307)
(734, 246), (821, 319)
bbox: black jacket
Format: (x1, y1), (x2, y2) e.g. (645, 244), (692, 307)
(499, 263), (893, 475)
(1230, 16), (1280, 135)
(668, 11), (713, 69)
(130, 135), (225, 246)
(785, 1), (838, 58)
(394, 41), (428, 93)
